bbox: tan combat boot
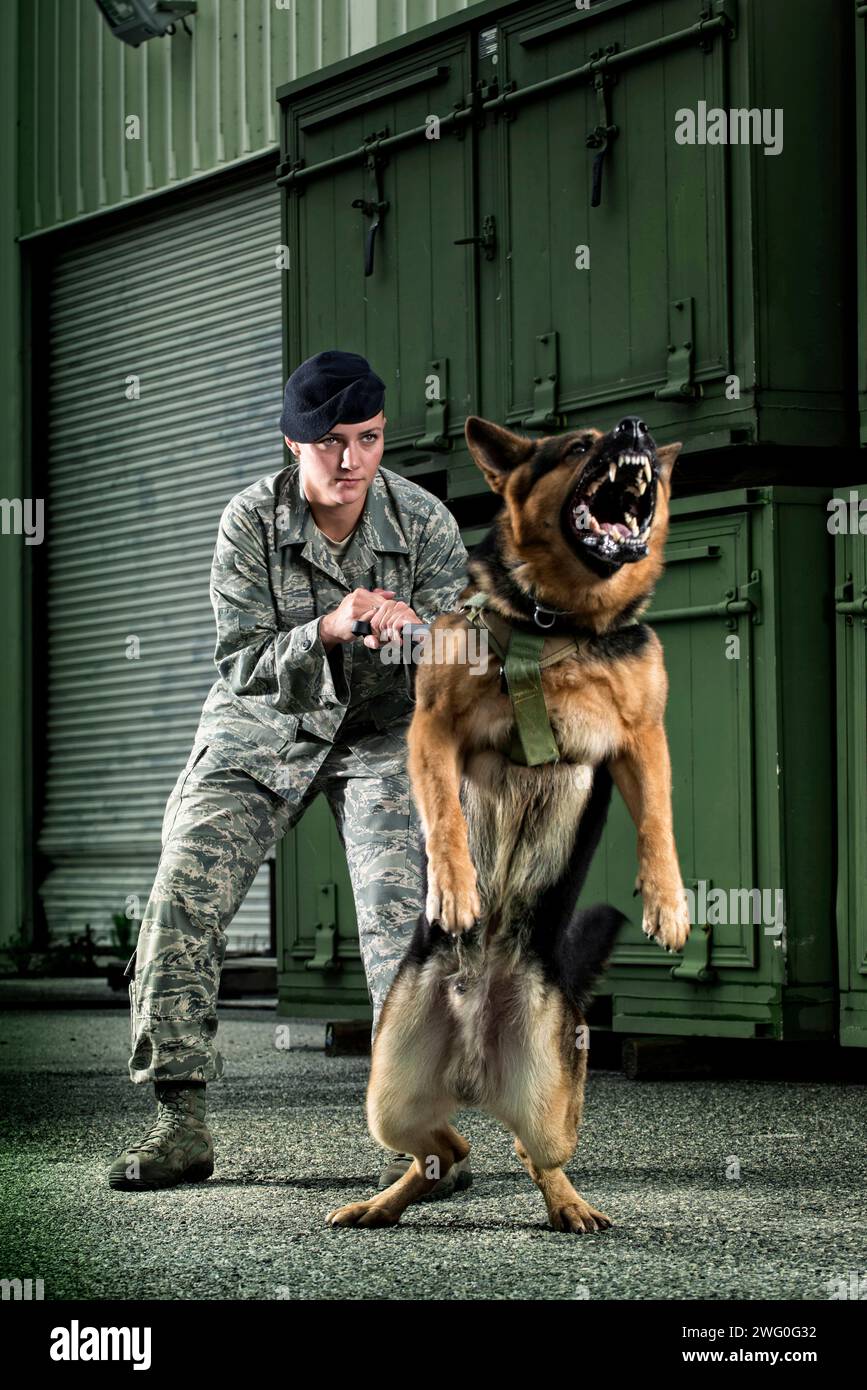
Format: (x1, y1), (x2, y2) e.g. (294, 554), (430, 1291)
(377, 1151), (472, 1201)
(108, 1080), (214, 1191)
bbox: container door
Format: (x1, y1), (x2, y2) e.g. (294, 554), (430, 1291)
(280, 32), (478, 467)
(479, 0), (734, 436)
(584, 503), (761, 978)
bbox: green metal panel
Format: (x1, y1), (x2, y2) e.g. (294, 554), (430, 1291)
(277, 794), (367, 1019)
(583, 487), (836, 1041)
(15, 0), (480, 237)
(834, 483), (867, 1046)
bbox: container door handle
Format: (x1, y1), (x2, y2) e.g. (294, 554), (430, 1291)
(585, 55), (619, 208)
(835, 576), (867, 616)
(454, 214), (497, 260)
(351, 144), (389, 277)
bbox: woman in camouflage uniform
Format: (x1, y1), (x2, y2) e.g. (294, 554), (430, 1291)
(109, 351), (469, 1195)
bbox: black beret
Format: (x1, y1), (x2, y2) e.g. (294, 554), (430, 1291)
(280, 349), (386, 442)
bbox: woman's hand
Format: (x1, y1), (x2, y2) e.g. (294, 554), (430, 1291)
(360, 596), (423, 649)
(320, 588), (396, 648)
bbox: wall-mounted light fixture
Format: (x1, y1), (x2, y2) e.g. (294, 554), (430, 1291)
(94, 0), (197, 48)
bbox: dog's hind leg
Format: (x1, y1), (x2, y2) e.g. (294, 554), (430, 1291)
(326, 958), (468, 1229)
(327, 1121), (470, 1229)
(513, 1136), (611, 1234)
(502, 998), (612, 1234)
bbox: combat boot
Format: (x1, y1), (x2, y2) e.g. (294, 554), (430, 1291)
(377, 1151), (472, 1201)
(108, 1080), (214, 1191)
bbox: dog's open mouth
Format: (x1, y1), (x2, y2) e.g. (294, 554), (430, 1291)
(564, 444), (657, 566)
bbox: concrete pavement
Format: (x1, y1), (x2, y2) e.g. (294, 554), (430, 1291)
(0, 999), (865, 1301)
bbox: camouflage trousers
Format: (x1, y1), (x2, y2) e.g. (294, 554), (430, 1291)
(125, 734), (424, 1085)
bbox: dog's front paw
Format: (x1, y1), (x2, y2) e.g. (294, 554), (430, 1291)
(326, 1201), (398, 1229)
(426, 856), (481, 935)
(641, 880), (691, 954)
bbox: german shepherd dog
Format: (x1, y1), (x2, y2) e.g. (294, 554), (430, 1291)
(327, 415), (690, 1233)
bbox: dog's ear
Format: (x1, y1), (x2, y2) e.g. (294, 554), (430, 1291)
(465, 416), (536, 494)
(655, 442), (683, 487)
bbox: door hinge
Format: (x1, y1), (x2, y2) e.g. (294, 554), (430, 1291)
(670, 879), (717, 983)
(728, 569), (762, 625)
(413, 357), (451, 452)
(655, 297), (701, 401)
(305, 882), (340, 971)
(522, 331), (562, 429)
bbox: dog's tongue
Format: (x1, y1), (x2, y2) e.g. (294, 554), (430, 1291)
(604, 522), (631, 539)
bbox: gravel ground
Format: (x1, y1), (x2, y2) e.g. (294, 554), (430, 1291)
(0, 1001), (865, 1302)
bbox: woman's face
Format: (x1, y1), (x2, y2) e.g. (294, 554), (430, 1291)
(285, 412), (386, 506)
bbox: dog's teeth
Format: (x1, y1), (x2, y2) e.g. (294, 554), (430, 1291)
(643, 460), (652, 482)
(627, 515), (639, 535)
(636, 477), (647, 495)
(589, 515), (602, 534)
(609, 462), (617, 482)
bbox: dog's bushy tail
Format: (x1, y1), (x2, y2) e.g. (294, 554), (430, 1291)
(554, 903), (628, 1013)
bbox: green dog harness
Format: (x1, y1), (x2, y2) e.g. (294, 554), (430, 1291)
(461, 591), (581, 767)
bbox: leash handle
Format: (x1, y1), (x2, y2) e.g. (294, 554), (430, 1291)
(350, 619), (429, 643)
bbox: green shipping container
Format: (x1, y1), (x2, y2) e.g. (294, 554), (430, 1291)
(581, 487), (837, 1041)
(276, 0), (850, 492)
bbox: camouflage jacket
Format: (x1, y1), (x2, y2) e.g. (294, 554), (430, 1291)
(192, 461), (469, 795)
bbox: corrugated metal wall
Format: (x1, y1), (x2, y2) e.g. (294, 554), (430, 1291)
(17, 0), (477, 236)
(39, 167), (283, 952)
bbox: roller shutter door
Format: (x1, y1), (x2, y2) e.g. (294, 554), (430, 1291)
(39, 169), (283, 953)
